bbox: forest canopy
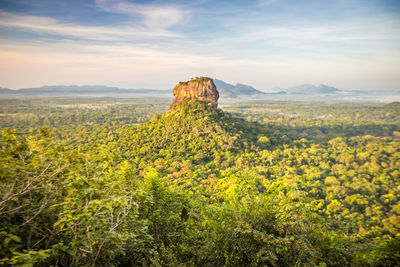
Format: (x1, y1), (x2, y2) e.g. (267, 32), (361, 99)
(0, 97), (399, 266)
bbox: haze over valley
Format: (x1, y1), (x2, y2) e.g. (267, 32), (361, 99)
(2, 79), (399, 103)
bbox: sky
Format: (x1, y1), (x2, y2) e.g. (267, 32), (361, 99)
(0, 0), (399, 91)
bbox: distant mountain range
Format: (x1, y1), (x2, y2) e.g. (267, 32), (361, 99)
(4, 81), (395, 99)
(0, 81), (270, 98)
(0, 80), (270, 98)
(212, 81), (344, 96)
(0, 85), (169, 96)
(271, 84), (340, 95)
(213, 79), (266, 97)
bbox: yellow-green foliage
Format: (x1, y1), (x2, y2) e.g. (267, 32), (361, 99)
(1, 98), (399, 266)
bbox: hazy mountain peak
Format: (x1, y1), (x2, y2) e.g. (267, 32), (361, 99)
(213, 79), (264, 97)
(285, 84), (340, 94)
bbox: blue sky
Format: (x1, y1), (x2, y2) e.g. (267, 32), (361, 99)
(0, 0), (399, 90)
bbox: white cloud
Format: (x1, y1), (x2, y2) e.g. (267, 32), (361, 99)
(94, 0), (189, 29)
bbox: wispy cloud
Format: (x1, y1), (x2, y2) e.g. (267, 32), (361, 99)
(0, 40), (268, 89)
(0, 6), (185, 41)
(257, 0), (277, 6)
(1, 39), (398, 90)
(215, 14), (400, 57)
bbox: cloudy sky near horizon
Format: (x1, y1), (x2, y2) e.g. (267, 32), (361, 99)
(0, 0), (399, 91)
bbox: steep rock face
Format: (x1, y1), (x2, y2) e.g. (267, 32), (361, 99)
(169, 78), (219, 109)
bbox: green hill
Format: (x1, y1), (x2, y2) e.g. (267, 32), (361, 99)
(97, 100), (285, 192)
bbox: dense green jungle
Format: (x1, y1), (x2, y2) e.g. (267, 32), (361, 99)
(1, 96), (399, 266)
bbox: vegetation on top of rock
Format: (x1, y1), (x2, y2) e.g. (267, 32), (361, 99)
(178, 77), (212, 85)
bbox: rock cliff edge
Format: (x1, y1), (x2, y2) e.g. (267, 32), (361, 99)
(169, 77), (219, 110)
